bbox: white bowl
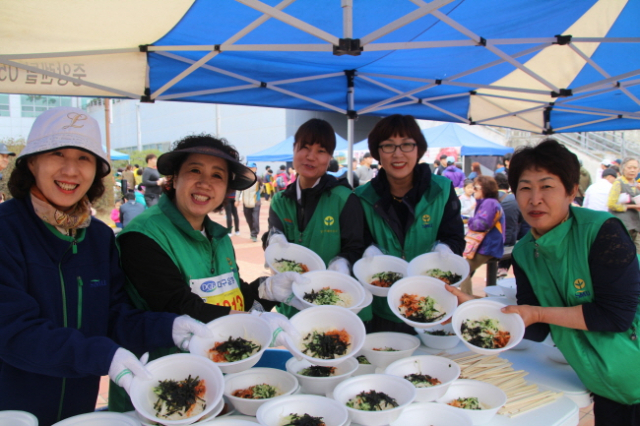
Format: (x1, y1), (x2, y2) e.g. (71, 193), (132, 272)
(353, 255), (409, 297)
(452, 299), (525, 355)
(406, 252), (470, 287)
(390, 402), (473, 426)
(207, 416), (259, 424)
(265, 242), (325, 275)
(285, 356), (358, 395)
(256, 394), (349, 426)
(436, 379), (507, 425)
(223, 368), (298, 416)
(190, 314), (272, 374)
(497, 278), (517, 300)
(0, 411), (38, 426)
(547, 346), (569, 364)
(332, 374), (416, 426)
(352, 352), (377, 376)
(414, 323), (460, 350)
(284, 306), (366, 367)
(350, 287), (373, 315)
(384, 355), (460, 402)
(52, 412), (140, 426)
(130, 354), (224, 426)
(292, 270), (365, 310)
(387, 276), (458, 329)
(358, 332), (421, 369)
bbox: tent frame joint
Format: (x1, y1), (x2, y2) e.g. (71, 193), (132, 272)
(139, 44), (149, 53)
(554, 34), (572, 45)
(334, 38), (362, 56)
(140, 88), (154, 103)
(551, 89), (573, 98)
(346, 110), (358, 119)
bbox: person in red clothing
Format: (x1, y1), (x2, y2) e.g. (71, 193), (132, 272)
(274, 164), (289, 192)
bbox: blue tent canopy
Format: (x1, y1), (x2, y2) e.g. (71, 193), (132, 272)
(103, 146), (130, 161)
(422, 123), (514, 157)
(247, 133), (348, 162)
(4, 1), (640, 135)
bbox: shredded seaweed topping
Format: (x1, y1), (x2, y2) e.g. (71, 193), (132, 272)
(208, 336), (261, 362)
(373, 347), (398, 351)
(370, 271), (404, 288)
(153, 375), (206, 419)
(346, 390), (399, 411)
(425, 268), (462, 285)
(426, 329), (455, 336)
(399, 293), (446, 323)
(283, 413), (326, 426)
(404, 373), (441, 387)
(303, 287), (342, 305)
(274, 258), (309, 273)
(302, 329), (350, 359)
(298, 365), (337, 377)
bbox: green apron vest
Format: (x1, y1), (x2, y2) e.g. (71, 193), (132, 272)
(270, 185), (371, 320)
(109, 195), (243, 412)
(355, 175), (450, 322)
(513, 206), (640, 404)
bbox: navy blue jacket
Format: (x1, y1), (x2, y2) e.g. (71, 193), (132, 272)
(0, 197), (176, 426)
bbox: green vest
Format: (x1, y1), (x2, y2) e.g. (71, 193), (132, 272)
(109, 195), (243, 412)
(355, 175), (451, 322)
(513, 206), (640, 404)
(270, 185), (371, 321)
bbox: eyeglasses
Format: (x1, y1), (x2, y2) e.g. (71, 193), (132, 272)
(378, 142), (417, 154)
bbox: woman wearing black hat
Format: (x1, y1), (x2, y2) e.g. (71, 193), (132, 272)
(110, 134), (301, 411)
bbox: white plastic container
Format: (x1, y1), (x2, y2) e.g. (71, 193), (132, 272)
(353, 255), (409, 297)
(436, 379), (507, 425)
(0, 411), (38, 426)
(414, 323), (460, 350)
(384, 355), (461, 402)
(292, 270), (365, 310)
(283, 306), (366, 367)
(390, 402), (472, 426)
(387, 276), (458, 329)
(285, 356), (358, 395)
(265, 242), (325, 275)
(358, 332), (421, 369)
(130, 354), (224, 426)
(452, 299), (525, 355)
(256, 394), (349, 426)
(52, 412), (140, 426)
(189, 313), (272, 374)
(406, 252), (470, 287)
(332, 374), (416, 426)
(223, 368), (298, 416)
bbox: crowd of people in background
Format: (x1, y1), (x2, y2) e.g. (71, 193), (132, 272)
(2, 107), (640, 425)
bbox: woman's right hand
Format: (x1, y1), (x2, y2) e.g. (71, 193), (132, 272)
(444, 284), (480, 305)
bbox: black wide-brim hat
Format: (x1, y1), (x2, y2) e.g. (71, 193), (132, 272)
(157, 145), (256, 191)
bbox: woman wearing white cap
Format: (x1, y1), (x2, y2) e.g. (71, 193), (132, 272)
(110, 134), (301, 412)
(0, 107), (210, 426)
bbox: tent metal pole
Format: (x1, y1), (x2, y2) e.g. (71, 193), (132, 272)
(347, 70), (355, 187)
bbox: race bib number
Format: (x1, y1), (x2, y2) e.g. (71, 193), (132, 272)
(190, 272), (244, 311)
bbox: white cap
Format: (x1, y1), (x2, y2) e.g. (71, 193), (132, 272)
(601, 159), (612, 166)
(18, 107), (110, 177)
(446, 156), (455, 164)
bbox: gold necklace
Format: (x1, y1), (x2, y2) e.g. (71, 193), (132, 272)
(391, 194), (403, 202)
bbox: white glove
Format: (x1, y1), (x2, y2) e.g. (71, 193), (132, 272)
(433, 243), (454, 255)
(268, 233), (289, 248)
(251, 311), (301, 347)
(619, 193), (631, 204)
(327, 257), (351, 275)
(108, 348), (151, 395)
(363, 245), (384, 259)
(172, 315), (212, 351)
(258, 272), (309, 310)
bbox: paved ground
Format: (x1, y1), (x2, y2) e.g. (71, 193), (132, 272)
(95, 197), (595, 425)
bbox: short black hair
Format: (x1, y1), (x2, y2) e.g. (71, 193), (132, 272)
(328, 159), (339, 173)
(367, 115), (427, 162)
(8, 156), (105, 202)
(494, 172), (509, 190)
(145, 154), (157, 163)
(294, 118), (336, 156)
(508, 139), (579, 196)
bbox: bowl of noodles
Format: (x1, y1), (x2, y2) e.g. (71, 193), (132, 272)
(130, 353), (224, 426)
(451, 299), (525, 355)
(387, 276), (458, 329)
(353, 255), (409, 297)
(406, 252), (469, 287)
(282, 306), (366, 367)
(265, 242), (325, 275)
(292, 270), (365, 310)
(189, 313), (272, 374)
(435, 379), (507, 425)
